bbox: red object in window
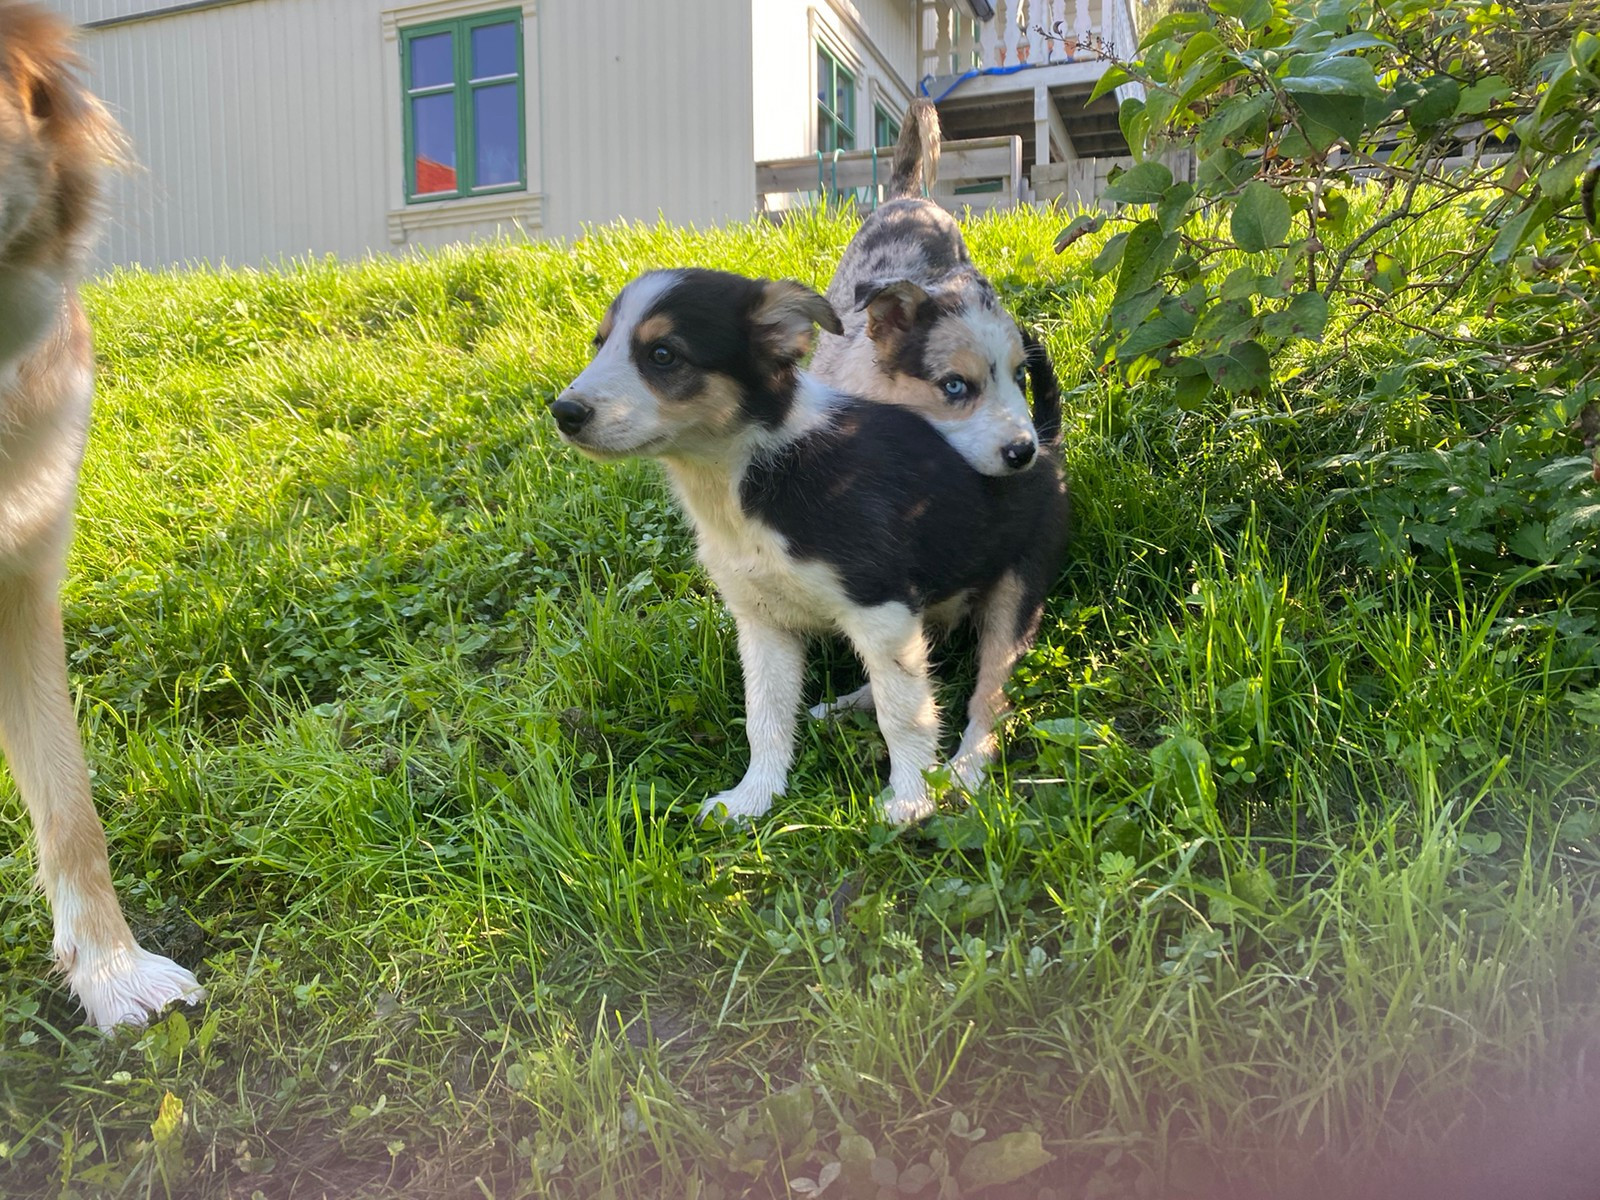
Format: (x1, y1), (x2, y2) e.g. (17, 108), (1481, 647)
(415, 156), (456, 193)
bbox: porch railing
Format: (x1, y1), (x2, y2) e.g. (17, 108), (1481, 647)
(757, 136), (1026, 216)
(918, 0), (1135, 82)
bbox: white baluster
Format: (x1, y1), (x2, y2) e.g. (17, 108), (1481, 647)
(993, 0), (1008, 66)
(1016, 0), (1031, 63)
(1073, 0), (1090, 52)
(934, 1), (953, 75)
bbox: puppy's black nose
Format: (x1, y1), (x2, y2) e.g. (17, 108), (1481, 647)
(1002, 437), (1037, 470)
(549, 395), (593, 436)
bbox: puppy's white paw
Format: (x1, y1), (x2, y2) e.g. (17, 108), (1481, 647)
(697, 783), (779, 823)
(65, 943), (205, 1031)
(807, 683), (875, 721)
(879, 786), (935, 826)
(949, 752), (989, 791)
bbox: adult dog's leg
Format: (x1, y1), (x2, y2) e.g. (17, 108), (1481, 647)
(844, 603), (939, 824)
(951, 571), (1037, 790)
(0, 567), (202, 1028)
(700, 614), (807, 821)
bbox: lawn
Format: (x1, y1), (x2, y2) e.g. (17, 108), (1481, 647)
(2, 202), (1598, 1199)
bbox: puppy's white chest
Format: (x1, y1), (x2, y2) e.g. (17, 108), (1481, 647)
(705, 538), (841, 630)
(667, 461), (845, 631)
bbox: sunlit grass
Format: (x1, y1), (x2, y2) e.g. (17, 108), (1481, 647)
(1, 201), (1598, 1198)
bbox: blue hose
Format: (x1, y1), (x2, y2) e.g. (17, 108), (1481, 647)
(918, 62), (1036, 102)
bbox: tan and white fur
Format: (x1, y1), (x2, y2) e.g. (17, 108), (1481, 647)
(809, 98), (1041, 478)
(0, 2), (203, 1028)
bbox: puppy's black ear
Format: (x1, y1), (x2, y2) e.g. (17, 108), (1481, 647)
(754, 279), (841, 364)
(856, 279), (929, 345)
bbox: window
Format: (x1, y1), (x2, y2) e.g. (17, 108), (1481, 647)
(401, 9), (524, 203)
(816, 44), (856, 153)
(874, 104), (899, 149)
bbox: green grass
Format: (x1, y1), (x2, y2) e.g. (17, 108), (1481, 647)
(2, 201), (1599, 1199)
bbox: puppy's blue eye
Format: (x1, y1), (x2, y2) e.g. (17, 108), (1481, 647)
(1014, 365), (1027, 387)
(649, 344), (676, 367)
(941, 376), (970, 400)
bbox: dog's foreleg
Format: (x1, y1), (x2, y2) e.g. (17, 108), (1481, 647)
(0, 568), (203, 1029)
(951, 572), (1037, 790)
(807, 680), (875, 720)
(844, 603), (938, 824)
(700, 615), (806, 822)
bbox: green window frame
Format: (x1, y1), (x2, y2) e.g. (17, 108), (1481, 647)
(816, 43), (856, 153)
(401, 8), (526, 204)
(874, 104), (899, 149)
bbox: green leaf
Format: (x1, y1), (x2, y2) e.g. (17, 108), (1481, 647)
(1281, 54), (1383, 99)
(1114, 220), (1181, 304)
(1539, 152), (1588, 202)
(1320, 189), (1349, 229)
(1194, 297), (1255, 346)
(1054, 212), (1105, 253)
(1198, 147), (1258, 194)
(761, 1085), (814, 1150)
(1231, 182), (1291, 252)
(1117, 293), (1201, 360)
(1089, 64), (1133, 104)
(1292, 90), (1368, 149)
(1102, 160), (1175, 205)
(1402, 75), (1461, 131)
(958, 1132), (1056, 1191)
(1150, 732), (1219, 819)
(1157, 182), (1197, 233)
(1489, 198), (1553, 266)
(1364, 250), (1408, 293)
(1140, 10), (1213, 48)
(1170, 357), (1213, 410)
(1198, 90), (1274, 153)
(1091, 231), (1129, 275)
(1204, 342), (1271, 393)
(1456, 74), (1509, 116)
(1237, 0), (1272, 32)
(1261, 291), (1329, 341)
(1119, 96), (1150, 155)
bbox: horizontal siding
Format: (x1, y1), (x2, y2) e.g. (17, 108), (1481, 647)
(76, 0), (390, 268)
(41, 0), (773, 265)
(45, 0), (259, 28)
(537, 0), (753, 240)
(854, 0), (918, 85)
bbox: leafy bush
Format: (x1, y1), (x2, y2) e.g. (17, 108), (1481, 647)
(1066, 0), (1599, 584)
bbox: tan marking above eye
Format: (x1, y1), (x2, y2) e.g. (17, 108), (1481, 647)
(635, 314), (677, 346)
(596, 304), (618, 343)
(944, 349), (991, 389)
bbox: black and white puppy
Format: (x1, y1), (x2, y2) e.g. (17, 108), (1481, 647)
(810, 98), (1041, 478)
(550, 269), (1067, 824)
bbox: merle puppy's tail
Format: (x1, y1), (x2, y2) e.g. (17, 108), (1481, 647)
(888, 98), (941, 199)
(1021, 328), (1062, 446)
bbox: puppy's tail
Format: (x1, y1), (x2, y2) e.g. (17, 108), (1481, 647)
(888, 98), (941, 199)
(1021, 327), (1062, 446)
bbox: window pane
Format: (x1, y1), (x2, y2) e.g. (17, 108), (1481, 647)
(412, 92), (457, 194)
(473, 83), (520, 187)
(817, 48), (831, 111)
(409, 32), (453, 89)
(471, 21), (517, 80)
(835, 66), (855, 126)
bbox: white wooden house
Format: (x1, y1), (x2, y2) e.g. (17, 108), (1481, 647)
(44, 0), (1147, 269)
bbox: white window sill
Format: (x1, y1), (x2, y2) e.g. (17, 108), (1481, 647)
(388, 191), (544, 244)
